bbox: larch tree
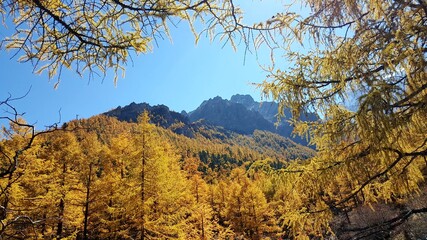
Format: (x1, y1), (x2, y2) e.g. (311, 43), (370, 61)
(96, 132), (136, 239)
(16, 133), (58, 239)
(253, 0), (427, 237)
(42, 130), (84, 239)
(1, 0), (426, 238)
(75, 130), (104, 240)
(0, 119), (40, 238)
(0, 0), (245, 85)
(224, 168), (278, 239)
(0, 96), (59, 238)
(185, 174), (216, 240)
(0, 128), (84, 239)
(126, 111), (192, 239)
(0, 92), (67, 238)
(209, 180), (233, 238)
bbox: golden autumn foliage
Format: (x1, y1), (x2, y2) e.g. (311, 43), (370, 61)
(1, 0), (427, 238)
(0, 112), (289, 239)
(0, 0), (243, 85)
(257, 0), (427, 238)
(0, 108), (426, 239)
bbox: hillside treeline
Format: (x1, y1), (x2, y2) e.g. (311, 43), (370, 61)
(0, 113), (425, 239)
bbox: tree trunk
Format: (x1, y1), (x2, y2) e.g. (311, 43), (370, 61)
(83, 163), (93, 240)
(201, 212), (205, 240)
(56, 198), (64, 238)
(140, 133), (146, 240)
(57, 162), (66, 239)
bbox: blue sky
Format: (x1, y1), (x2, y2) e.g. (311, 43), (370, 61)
(0, 0), (285, 129)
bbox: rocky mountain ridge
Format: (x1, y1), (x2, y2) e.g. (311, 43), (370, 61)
(103, 94), (318, 146)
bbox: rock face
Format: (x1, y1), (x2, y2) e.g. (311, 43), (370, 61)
(231, 94), (283, 123)
(104, 102), (194, 137)
(190, 95), (318, 145)
(105, 102), (190, 126)
(230, 94), (317, 123)
(188, 96), (274, 135)
(230, 94), (257, 110)
(103, 94), (318, 146)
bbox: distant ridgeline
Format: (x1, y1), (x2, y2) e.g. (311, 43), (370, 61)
(104, 94), (318, 146)
(104, 102), (195, 137)
(102, 94), (317, 173)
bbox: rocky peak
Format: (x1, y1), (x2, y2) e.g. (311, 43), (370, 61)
(188, 96), (274, 135)
(230, 94), (255, 107)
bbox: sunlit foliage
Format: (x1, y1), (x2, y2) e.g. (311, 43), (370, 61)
(0, 0), (242, 85)
(1, 0), (427, 238)
(259, 0), (427, 237)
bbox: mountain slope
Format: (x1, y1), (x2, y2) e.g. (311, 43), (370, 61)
(103, 94), (318, 147)
(103, 99), (315, 161)
(189, 95), (315, 145)
(104, 102), (194, 137)
(188, 96), (275, 135)
(230, 94), (318, 123)
(230, 94), (284, 123)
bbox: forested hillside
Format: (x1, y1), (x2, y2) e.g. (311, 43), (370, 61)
(1, 111), (425, 239)
(1, 0), (426, 239)
(105, 95), (318, 146)
(0, 112), (316, 239)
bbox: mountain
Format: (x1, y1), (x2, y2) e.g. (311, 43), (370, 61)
(189, 95), (316, 145)
(103, 94), (318, 146)
(104, 102), (188, 125)
(230, 94), (318, 123)
(102, 97), (315, 163)
(104, 102), (194, 137)
(231, 94), (318, 145)
(188, 96), (275, 135)
(230, 94), (284, 123)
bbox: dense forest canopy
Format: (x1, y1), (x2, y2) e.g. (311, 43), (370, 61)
(1, 0), (427, 239)
(0, 112), (311, 239)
